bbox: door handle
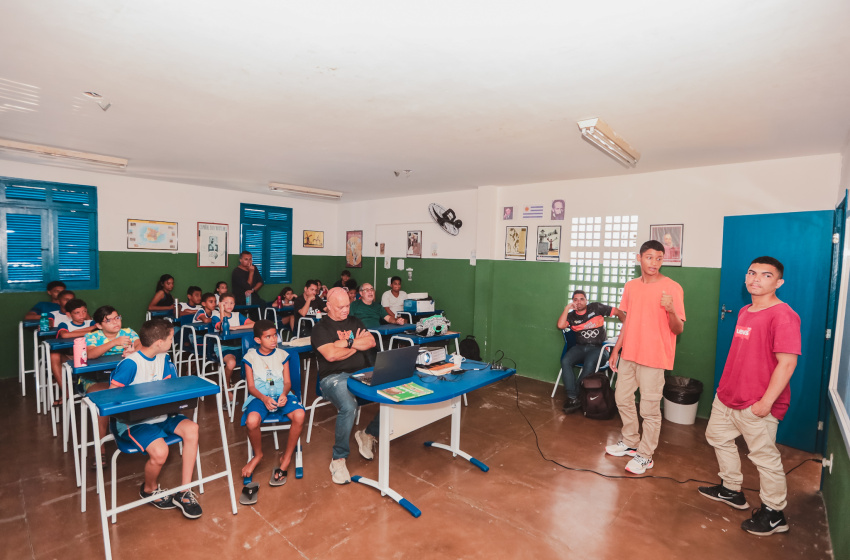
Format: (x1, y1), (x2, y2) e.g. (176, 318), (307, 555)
(721, 304), (732, 321)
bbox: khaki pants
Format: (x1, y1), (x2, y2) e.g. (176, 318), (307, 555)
(705, 397), (786, 511)
(614, 359), (665, 459)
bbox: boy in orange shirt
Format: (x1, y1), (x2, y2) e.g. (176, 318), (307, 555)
(606, 240), (686, 474)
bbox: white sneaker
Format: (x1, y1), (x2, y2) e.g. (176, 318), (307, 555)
(354, 430), (376, 461)
(605, 441), (637, 457)
(625, 455), (654, 474)
(329, 458), (351, 485)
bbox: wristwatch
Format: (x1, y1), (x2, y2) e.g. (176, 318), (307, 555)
(347, 332), (354, 348)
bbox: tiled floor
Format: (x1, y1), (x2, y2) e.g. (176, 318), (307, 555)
(0, 370), (833, 559)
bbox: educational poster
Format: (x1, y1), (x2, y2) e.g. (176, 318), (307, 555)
(197, 222), (228, 267)
(650, 223), (683, 266)
(127, 219), (178, 251)
(505, 226), (527, 260)
(346, 230), (363, 268)
(503, 206), (513, 220)
(406, 230), (422, 258)
(536, 225), (561, 262)
(303, 230), (324, 248)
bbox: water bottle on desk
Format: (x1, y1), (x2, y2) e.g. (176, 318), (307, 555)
(222, 316), (230, 337)
(73, 337), (87, 367)
(275, 296), (282, 308)
(39, 312), (49, 332)
(174, 298), (180, 319)
(246, 292), (252, 306)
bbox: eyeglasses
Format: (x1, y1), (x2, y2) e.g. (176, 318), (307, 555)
(360, 288), (374, 292)
(103, 315), (122, 323)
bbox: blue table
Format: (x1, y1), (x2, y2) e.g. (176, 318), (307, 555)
(80, 376), (238, 560)
(367, 323), (416, 351)
(389, 330), (461, 355)
(346, 361), (515, 517)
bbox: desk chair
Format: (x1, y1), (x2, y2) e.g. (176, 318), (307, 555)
(201, 333), (240, 420)
(107, 414), (203, 523)
(550, 330), (615, 398)
(296, 316), (316, 338)
(264, 308), (293, 341)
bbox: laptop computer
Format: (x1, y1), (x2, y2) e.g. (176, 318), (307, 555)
(352, 345), (420, 387)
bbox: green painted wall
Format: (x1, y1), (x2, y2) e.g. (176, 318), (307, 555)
(824, 413), (850, 559)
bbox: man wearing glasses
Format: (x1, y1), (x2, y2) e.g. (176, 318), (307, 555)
(350, 283), (404, 329)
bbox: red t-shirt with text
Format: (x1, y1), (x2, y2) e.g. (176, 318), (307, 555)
(716, 303), (801, 420)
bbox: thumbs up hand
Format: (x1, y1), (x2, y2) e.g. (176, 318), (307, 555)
(660, 291), (674, 313)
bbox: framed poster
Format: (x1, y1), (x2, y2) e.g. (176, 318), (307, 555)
(536, 225), (562, 262)
(303, 230), (324, 248)
(503, 206), (514, 220)
(127, 219), (178, 251)
(505, 226), (528, 260)
(346, 230), (363, 268)
(406, 230), (422, 258)
(650, 223), (683, 266)
(197, 222), (228, 267)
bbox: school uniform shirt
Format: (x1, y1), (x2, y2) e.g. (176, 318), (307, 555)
(85, 328), (140, 356)
(56, 319), (94, 335)
(179, 302), (201, 313)
(193, 309), (215, 322)
(565, 302), (614, 346)
(716, 303), (801, 420)
(30, 301), (61, 315)
(617, 276), (686, 370)
(241, 347), (293, 410)
(210, 311), (247, 330)
(111, 351), (178, 429)
(49, 310), (68, 326)
(381, 290), (408, 314)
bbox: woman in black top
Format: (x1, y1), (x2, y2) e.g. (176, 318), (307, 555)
(148, 274), (176, 311)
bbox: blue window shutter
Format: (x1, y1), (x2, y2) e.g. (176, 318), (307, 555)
(52, 188), (91, 206)
(240, 203), (292, 284)
(242, 207), (266, 220)
(269, 229), (291, 280)
(5, 184), (47, 201)
(56, 214), (94, 282)
(6, 213), (44, 284)
(242, 225), (265, 277)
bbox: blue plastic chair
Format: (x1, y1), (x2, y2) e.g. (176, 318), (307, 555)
(551, 329), (612, 397)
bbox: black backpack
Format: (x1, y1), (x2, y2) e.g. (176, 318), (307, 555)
(579, 373), (617, 420)
(458, 335), (481, 361)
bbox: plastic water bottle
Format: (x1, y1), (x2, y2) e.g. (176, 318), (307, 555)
(246, 293), (252, 305)
(39, 312), (49, 332)
(73, 337), (87, 367)
(174, 298), (180, 319)
(267, 370), (280, 406)
(222, 316), (230, 336)
(276, 296), (282, 308)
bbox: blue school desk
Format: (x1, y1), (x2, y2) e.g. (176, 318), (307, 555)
(39, 337), (76, 428)
(346, 361), (515, 517)
(18, 320), (38, 400)
(367, 323), (416, 351)
(80, 375), (238, 560)
(388, 330), (461, 355)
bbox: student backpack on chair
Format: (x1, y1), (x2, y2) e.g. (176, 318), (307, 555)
(579, 372), (616, 420)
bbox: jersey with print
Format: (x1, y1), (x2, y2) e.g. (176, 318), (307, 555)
(211, 311), (247, 329)
(85, 328), (140, 356)
(193, 309), (214, 322)
(565, 302), (613, 346)
(111, 351), (178, 428)
(241, 347), (292, 410)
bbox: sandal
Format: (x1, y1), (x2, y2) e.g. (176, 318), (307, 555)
(269, 468), (287, 487)
(239, 482), (259, 505)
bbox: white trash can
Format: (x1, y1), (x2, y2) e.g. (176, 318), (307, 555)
(663, 398), (699, 425)
(662, 375), (703, 426)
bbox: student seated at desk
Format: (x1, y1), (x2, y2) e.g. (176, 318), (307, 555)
(350, 283), (404, 329)
(50, 299), (97, 392)
(240, 320), (305, 487)
(179, 286), (203, 316)
(271, 286), (297, 330)
(148, 274), (176, 312)
(23, 280), (66, 321)
(86, 306), (142, 361)
(214, 281), (228, 304)
(193, 293), (217, 324)
(381, 276), (408, 324)
(110, 318), (203, 519)
(294, 280), (324, 319)
(47, 289), (76, 328)
(211, 293), (255, 386)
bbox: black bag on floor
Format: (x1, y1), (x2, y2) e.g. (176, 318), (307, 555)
(579, 372), (617, 420)
(459, 335), (481, 361)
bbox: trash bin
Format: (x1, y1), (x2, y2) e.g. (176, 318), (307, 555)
(662, 376), (703, 425)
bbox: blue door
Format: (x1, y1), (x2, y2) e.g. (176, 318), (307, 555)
(714, 211), (833, 452)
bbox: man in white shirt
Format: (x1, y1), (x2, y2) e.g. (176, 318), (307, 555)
(381, 276), (407, 323)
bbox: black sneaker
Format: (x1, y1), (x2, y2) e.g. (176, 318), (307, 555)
(563, 397), (582, 414)
(140, 484), (176, 510)
(741, 506), (788, 536)
(697, 483), (749, 510)
(173, 489), (203, 519)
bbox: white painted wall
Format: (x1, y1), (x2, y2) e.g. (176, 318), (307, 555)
(0, 160), (340, 256)
(839, 131), (850, 202)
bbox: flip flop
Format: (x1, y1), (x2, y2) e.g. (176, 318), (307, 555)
(239, 482), (259, 505)
(269, 468), (287, 487)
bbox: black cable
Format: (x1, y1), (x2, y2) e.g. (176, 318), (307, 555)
(508, 369), (821, 492)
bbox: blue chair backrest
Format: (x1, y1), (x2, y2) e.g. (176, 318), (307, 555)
(561, 328), (576, 359)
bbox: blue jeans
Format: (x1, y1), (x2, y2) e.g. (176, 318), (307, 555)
(560, 344), (608, 399)
(319, 373), (381, 460)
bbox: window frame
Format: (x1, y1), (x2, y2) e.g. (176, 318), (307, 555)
(239, 203), (292, 284)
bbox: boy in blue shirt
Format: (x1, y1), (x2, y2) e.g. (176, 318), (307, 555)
(110, 318), (202, 519)
(24, 280), (66, 320)
(50, 299), (96, 390)
(241, 320), (305, 489)
(211, 293), (254, 386)
(193, 293), (217, 324)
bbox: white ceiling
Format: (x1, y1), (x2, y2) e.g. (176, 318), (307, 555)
(1, 0), (849, 201)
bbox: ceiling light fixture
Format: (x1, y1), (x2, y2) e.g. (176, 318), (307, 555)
(268, 182), (342, 200)
(0, 138), (128, 169)
(576, 118), (640, 168)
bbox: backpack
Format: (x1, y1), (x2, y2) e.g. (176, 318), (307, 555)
(579, 372), (617, 420)
(458, 335), (481, 361)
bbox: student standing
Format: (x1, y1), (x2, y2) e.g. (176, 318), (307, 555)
(231, 251), (264, 306)
(606, 240), (686, 474)
(699, 256), (800, 536)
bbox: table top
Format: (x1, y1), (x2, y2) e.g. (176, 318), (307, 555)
(279, 343), (314, 356)
(149, 310), (175, 318)
(22, 320), (39, 329)
(270, 305), (294, 312)
(233, 304), (260, 312)
(36, 328), (61, 338)
(392, 331), (460, 344)
(44, 338), (76, 350)
(369, 323), (416, 336)
(86, 375), (220, 415)
(69, 355), (123, 375)
(347, 361), (514, 405)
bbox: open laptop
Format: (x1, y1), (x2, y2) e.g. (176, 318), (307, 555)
(352, 345), (420, 386)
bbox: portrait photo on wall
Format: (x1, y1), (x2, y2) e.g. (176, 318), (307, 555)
(406, 230), (422, 258)
(536, 225), (562, 262)
(551, 199), (565, 220)
(650, 224), (683, 266)
(197, 222), (228, 267)
(505, 226), (528, 260)
(503, 206), (513, 220)
(303, 230), (324, 248)
(346, 230), (363, 268)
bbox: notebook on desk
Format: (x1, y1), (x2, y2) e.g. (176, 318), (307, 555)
(352, 345), (420, 387)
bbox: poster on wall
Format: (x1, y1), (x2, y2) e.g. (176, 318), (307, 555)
(406, 230), (422, 258)
(503, 206), (513, 220)
(303, 230), (324, 248)
(346, 230), (363, 268)
(522, 205), (544, 219)
(197, 222), (228, 267)
(649, 223), (683, 266)
(505, 226), (528, 260)
(536, 226), (562, 262)
(127, 219), (178, 251)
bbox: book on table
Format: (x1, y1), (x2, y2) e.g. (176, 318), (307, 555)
(377, 382), (434, 402)
(416, 362), (456, 376)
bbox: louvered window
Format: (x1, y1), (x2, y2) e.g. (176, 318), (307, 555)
(239, 204), (292, 283)
(1, 177), (99, 292)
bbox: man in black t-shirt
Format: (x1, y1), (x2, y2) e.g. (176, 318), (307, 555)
(312, 287), (379, 485)
(555, 289), (626, 413)
(231, 251), (264, 306)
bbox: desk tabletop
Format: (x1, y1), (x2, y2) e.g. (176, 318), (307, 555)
(36, 328), (60, 338)
(393, 331), (460, 344)
(279, 343), (314, 356)
(69, 355), (123, 375)
(86, 376), (220, 415)
(347, 361), (514, 405)
(22, 320), (39, 329)
(45, 338), (76, 350)
(233, 304), (260, 312)
(369, 323), (416, 336)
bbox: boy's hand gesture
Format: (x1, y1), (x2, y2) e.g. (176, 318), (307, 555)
(277, 394), (287, 408)
(660, 291), (675, 313)
(263, 395), (278, 411)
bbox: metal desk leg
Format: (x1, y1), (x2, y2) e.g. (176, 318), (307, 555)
(18, 322), (25, 393)
(424, 396), (488, 472)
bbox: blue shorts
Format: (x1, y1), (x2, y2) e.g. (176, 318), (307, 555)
(241, 394), (304, 426)
(122, 415), (189, 452)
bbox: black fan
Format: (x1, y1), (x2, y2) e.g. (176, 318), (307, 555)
(428, 203), (462, 236)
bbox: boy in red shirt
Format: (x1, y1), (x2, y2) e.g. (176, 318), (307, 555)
(605, 240), (686, 474)
(699, 256), (800, 536)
